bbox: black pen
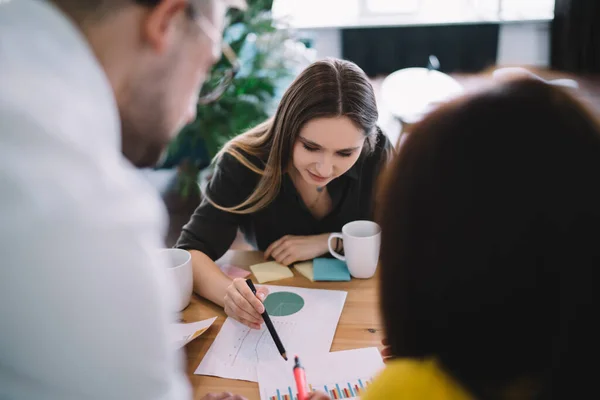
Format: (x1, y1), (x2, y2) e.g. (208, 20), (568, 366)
(245, 278), (288, 360)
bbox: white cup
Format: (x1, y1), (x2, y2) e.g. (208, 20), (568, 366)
(159, 248), (193, 313)
(328, 220), (381, 279)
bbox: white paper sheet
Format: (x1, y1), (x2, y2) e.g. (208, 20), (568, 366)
(195, 285), (347, 382)
(171, 317), (217, 349)
(257, 347), (385, 400)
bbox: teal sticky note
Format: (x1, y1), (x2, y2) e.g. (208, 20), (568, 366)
(313, 258), (351, 281)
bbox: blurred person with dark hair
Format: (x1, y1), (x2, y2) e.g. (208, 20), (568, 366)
(0, 0), (247, 399)
(364, 78), (600, 399)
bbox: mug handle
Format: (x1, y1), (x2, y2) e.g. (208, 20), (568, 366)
(328, 233), (345, 261)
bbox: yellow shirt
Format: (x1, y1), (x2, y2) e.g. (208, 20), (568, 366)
(362, 359), (472, 400)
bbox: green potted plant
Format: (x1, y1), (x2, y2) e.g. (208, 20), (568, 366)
(161, 0), (314, 201)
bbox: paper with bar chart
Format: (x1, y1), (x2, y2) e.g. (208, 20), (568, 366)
(195, 285), (347, 382)
(257, 347), (385, 400)
(265, 377), (373, 400)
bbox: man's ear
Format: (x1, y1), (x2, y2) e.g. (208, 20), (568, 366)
(142, 0), (188, 54)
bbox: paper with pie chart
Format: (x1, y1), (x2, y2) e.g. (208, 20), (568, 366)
(195, 285), (347, 382)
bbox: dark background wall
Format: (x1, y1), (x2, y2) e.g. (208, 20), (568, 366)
(551, 0), (600, 74)
(342, 24), (500, 76)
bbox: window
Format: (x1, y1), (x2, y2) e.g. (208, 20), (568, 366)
(498, 0), (555, 19)
(272, 0), (360, 29)
(272, 0), (555, 29)
(363, 0), (420, 14)
(471, 0), (555, 19)
(362, 0), (555, 20)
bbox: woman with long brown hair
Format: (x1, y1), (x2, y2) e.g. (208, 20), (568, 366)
(176, 58), (393, 328)
(364, 77), (600, 399)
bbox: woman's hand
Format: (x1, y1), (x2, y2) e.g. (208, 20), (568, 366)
(306, 391), (331, 400)
(264, 234), (330, 266)
(200, 393), (247, 400)
(224, 278), (269, 329)
(202, 392), (246, 400)
(380, 338), (392, 362)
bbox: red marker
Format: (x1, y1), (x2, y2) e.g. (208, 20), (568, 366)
(293, 355), (309, 400)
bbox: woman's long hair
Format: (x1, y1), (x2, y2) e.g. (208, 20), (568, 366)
(207, 58), (383, 214)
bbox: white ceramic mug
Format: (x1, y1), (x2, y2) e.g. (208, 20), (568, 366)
(328, 220), (381, 279)
(159, 248), (193, 312)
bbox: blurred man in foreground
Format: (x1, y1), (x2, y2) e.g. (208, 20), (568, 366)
(0, 0), (246, 398)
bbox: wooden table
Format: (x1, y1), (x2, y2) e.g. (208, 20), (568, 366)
(182, 250), (383, 400)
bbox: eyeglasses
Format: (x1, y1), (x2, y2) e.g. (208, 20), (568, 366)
(187, 5), (240, 105)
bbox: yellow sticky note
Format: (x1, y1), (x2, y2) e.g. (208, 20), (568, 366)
(294, 261), (314, 282)
(250, 261), (294, 283)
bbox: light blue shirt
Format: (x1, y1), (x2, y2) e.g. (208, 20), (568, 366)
(0, 1), (191, 398)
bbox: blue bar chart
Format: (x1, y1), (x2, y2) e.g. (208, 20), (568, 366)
(267, 377), (372, 400)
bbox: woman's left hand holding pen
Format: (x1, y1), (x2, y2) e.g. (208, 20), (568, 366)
(224, 278), (270, 329)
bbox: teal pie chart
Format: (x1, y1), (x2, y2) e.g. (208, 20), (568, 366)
(263, 292), (305, 317)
